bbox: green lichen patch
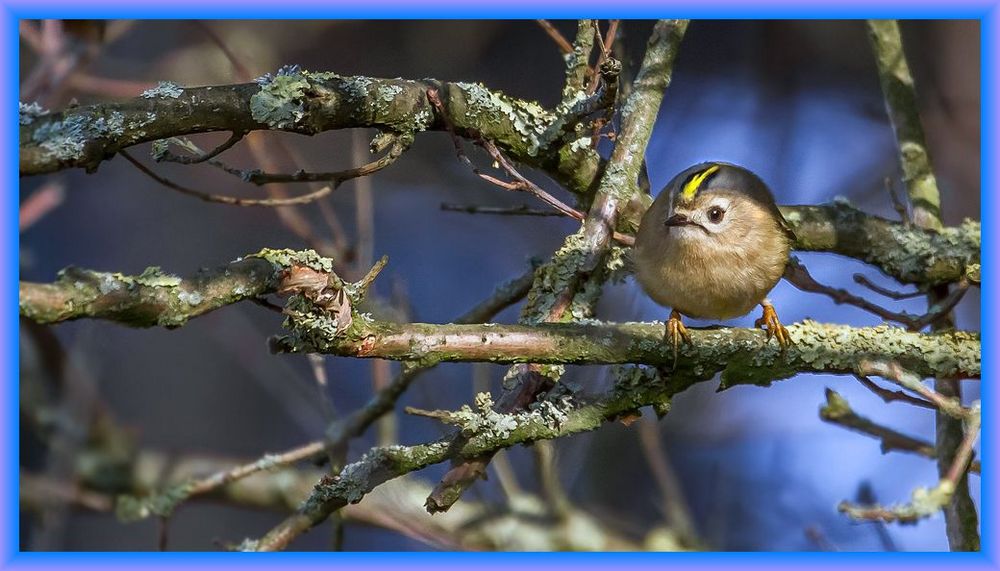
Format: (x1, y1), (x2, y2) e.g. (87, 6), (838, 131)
(251, 73), (311, 129)
(249, 65), (344, 130)
(839, 480), (955, 524)
(115, 481), (196, 522)
(604, 245), (631, 283)
(133, 266), (183, 287)
(522, 230), (602, 322)
(141, 81), (184, 99)
(454, 81), (554, 157)
(248, 248), (335, 274)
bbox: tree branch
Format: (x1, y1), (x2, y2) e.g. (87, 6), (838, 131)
(273, 316), (977, 380)
(868, 19), (978, 549)
(19, 256), (279, 328)
(780, 203), (979, 286)
(838, 403), (980, 525)
(20, 68), (602, 198)
(784, 257), (970, 331)
(17, 249), (344, 327)
(820, 389), (979, 473)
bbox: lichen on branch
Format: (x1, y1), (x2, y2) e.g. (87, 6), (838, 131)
(782, 202), (979, 286)
(272, 310), (979, 381)
(20, 66), (602, 197)
(19, 248), (351, 328)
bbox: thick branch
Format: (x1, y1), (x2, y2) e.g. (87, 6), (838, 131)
(780, 203), (979, 286)
(273, 316), (978, 381)
(20, 69), (602, 197)
(19, 257), (278, 328)
(18, 249), (328, 327)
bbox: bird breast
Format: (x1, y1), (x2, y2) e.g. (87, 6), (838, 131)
(634, 227), (789, 320)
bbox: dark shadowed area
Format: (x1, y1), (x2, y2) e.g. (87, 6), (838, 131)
(19, 20), (980, 551)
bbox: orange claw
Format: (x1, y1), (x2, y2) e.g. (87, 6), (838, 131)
(664, 309), (692, 368)
(755, 302), (792, 349)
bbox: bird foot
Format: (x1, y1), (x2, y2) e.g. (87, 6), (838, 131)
(755, 302), (792, 349)
(664, 309), (692, 368)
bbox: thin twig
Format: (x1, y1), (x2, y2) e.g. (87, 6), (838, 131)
(855, 375), (935, 410)
(20, 473), (113, 512)
(857, 360), (968, 420)
(207, 141), (405, 186)
(427, 87), (636, 241)
(637, 417), (698, 542)
(19, 180), (65, 231)
(477, 141), (636, 246)
(884, 176), (911, 226)
(479, 140), (585, 221)
(180, 441), (328, 496)
(194, 20), (344, 259)
(114, 440), (327, 523)
(945, 407), (981, 483)
(533, 441), (571, 518)
(535, 20), (574, 55)
(820, 388), (978, 473)
(352, 130), (376, 277)
(490, 449), (522, 501)
(587, 20), (620, 95)
(855, 483), (899, 551)
(157, 131), (246, 165)
(784, 257), (968, 331)
(440, 203), (566, 217)
(853, 274), (925, 300)
(122, 149), (336, 206)
(193, 21), (255, 81)
(839, 403), (980, 524)
(122, 144), (402, 207)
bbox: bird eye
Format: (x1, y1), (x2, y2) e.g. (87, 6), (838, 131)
(707, 206), (725, 223)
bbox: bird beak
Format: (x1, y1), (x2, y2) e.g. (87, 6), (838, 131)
(664, 213), (692, 227)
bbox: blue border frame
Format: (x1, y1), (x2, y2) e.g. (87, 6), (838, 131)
(4, 2), (995, 568)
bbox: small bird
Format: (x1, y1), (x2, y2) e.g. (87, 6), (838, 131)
(633, 161), (795, 361)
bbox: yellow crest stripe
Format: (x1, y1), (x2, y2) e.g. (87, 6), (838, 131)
(681, 164), (720, 201)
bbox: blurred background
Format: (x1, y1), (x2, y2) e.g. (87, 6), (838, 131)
(19, 20), (980, 551)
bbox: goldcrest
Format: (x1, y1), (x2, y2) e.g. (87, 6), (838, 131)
(633, 162), (795, 357)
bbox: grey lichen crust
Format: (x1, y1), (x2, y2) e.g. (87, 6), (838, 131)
(141, 81), (184, 99)
(19, 101), (49, 125)
(29, 109), (126, 164)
